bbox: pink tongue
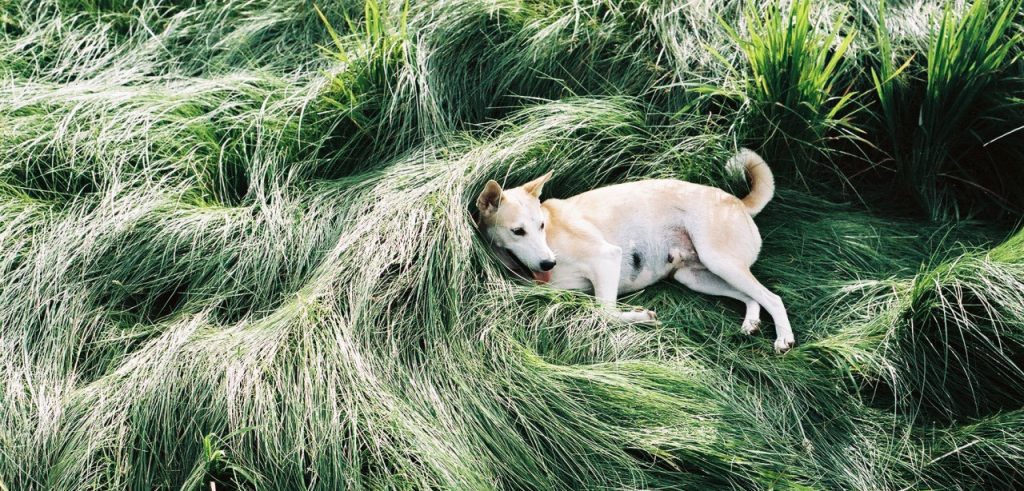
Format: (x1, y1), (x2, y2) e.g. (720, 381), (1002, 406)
(532, 271), (552, 284)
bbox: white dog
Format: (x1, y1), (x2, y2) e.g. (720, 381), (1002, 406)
(476, 149), (795, 352)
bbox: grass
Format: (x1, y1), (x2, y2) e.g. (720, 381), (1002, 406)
(1, 0), (1023, 489)
(871, 0), (1024, 219)
(721, 0), (861, 178)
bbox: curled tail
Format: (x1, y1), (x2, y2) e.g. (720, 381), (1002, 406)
(726, 148), (775, 216)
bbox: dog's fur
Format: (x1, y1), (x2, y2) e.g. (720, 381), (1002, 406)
(476, 149), (795, 352)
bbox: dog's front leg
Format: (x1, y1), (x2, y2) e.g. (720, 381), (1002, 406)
(590, 245), (657, 324)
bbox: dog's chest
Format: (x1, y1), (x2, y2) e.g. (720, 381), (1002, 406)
(546, 262), (594, 291)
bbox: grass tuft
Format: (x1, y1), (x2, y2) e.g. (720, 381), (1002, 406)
(871, 0), (1024, 219)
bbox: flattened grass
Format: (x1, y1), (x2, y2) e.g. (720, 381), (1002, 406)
(1, 0), (1023, 489)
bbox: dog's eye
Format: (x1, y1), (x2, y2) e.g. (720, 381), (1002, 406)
(512, 227), (526, 236)
(540, 222), (545, 230)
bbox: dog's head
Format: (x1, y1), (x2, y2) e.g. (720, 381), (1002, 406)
(476, 172), (557, 283)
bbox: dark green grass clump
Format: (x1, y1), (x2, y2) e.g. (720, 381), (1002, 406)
(1, 0), (1023, 489)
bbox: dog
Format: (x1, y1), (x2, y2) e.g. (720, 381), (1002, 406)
(475, 149), (795, 353)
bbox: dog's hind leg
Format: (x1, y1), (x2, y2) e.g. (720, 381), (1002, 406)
(699, 258), (794, 352)
(673, 267), (762, 334)
(685, 205), (794, 352)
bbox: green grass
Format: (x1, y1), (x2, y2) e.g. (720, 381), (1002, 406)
(871, 0), (1024, 219)
(1, 0), (1023, 489)
(721, 0), (861, 178)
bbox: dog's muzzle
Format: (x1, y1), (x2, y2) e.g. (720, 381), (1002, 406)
(505, 248), (552, 284)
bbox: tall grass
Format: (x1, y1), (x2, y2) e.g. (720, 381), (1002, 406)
(872, 0), (1024, 219)
(1, 0), (1023, 489)
(722, 0), (862, 178)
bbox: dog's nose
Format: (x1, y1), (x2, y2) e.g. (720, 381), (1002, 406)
(539, 260), (556, 271)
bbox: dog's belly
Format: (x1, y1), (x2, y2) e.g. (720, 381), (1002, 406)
(617, 264), (671, 294)
(615, 225), (698, 294)
(615, 241), (675, 294)
(546, 225), (699, 294)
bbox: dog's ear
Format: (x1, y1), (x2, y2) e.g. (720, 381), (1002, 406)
(521, 171), (552, 198)
(476, 180), (504, 216)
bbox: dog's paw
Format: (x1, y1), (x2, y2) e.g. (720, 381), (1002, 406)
(635, 307), (657, 321)
(774, 333), (796, 353)
(741, 319), (761, 335)
(621, 308), (658, 324)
